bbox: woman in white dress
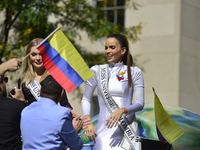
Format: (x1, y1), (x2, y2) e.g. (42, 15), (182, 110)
(82, 33), (145, 150)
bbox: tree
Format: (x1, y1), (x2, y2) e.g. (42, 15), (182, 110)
(0, 0), (142, 66)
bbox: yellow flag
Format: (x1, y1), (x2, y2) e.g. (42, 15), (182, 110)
(37, 27), (95, 93)
(153, 88), (184, 144)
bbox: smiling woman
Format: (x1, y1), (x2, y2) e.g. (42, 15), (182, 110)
(10, 38), (73, 108)
(81, 33), (145, 150)
(104, 37), (126, 63)
(29, 47), (44, 73)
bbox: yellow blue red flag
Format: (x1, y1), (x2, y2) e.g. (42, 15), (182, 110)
(153, 88), (184, 144)
(37, 27), (95, 93)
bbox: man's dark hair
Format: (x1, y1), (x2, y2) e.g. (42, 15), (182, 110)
(40, 75), (62, 97)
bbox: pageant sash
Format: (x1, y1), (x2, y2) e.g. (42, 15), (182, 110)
(28, 79), (41, 100)
(99, 65), (141, 150)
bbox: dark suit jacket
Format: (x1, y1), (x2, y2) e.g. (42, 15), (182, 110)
(0, 95), (26, 150)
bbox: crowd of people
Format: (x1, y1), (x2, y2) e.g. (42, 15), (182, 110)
(0, 33), (145, 150)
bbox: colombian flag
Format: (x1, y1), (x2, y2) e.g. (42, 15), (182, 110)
(37, 27), (95, 93)
(153, 88), (184, 144)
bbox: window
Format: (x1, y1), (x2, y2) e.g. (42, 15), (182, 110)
(97, 0), (126, 28)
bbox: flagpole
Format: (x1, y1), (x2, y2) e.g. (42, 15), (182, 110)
(37, 27), (61, 48)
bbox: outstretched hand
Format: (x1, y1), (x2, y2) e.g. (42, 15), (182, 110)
(0, 58), (22, 74)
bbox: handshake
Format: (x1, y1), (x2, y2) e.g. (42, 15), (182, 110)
(72, 112), (96, 140)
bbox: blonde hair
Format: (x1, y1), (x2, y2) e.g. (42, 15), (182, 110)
(20, 38), (49, 87)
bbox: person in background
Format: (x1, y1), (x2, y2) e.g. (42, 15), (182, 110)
(0, 58), (27, 150)
(20, 75), (83, 150)
(9, 38), (82, 134)
(81, 33), (145, 150)
(10, 38), (80, 118)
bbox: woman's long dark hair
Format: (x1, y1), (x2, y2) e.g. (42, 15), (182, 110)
(107, 34), (133, 87)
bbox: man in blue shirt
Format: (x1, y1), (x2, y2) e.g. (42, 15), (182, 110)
(20, 75), (83, 150)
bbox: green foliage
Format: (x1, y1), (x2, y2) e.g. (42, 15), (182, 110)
(0, 0), (142, 65)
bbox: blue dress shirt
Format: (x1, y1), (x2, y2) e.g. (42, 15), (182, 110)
(20, 97), (83, 150)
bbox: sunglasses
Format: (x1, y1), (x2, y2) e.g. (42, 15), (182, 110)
(0, 75), (8, 83)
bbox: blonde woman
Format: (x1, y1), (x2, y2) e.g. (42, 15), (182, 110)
(16, 38), (72, 108)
